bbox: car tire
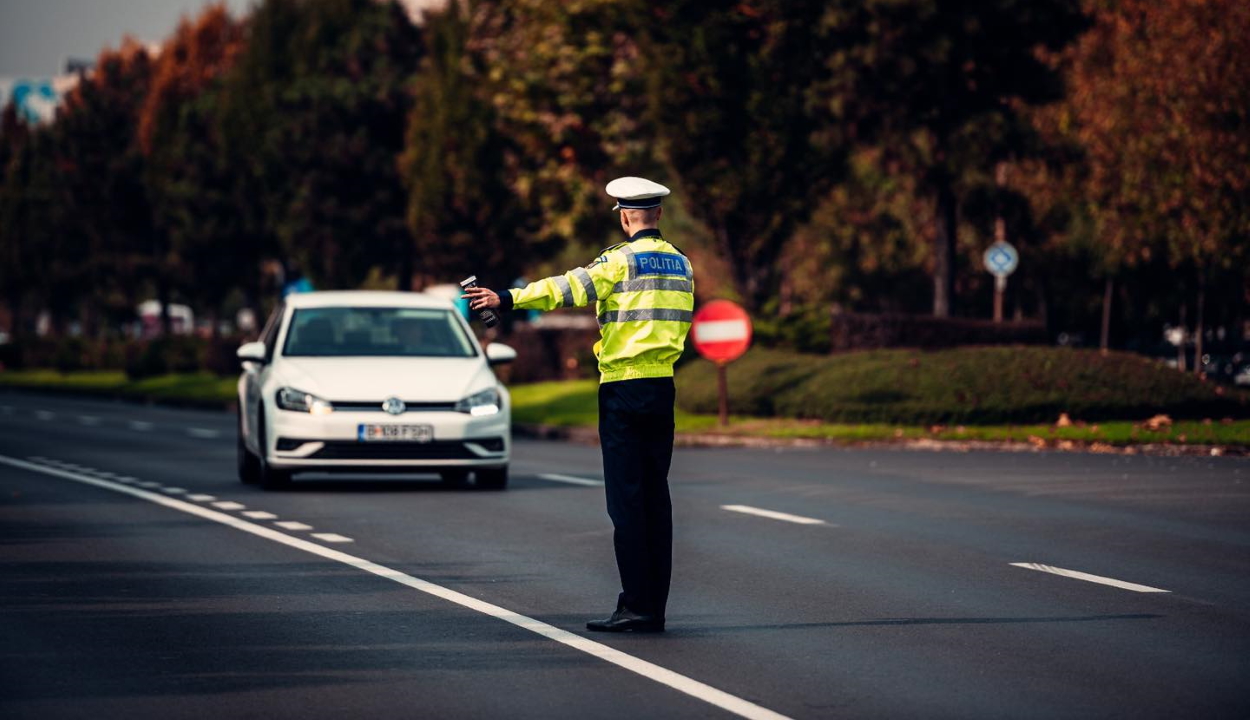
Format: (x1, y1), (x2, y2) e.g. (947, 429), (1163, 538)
(440, 469), (469, 487)
(256, 404), (292, 490)
(237, 412), (260, 485)
(476, 466), (508, 490)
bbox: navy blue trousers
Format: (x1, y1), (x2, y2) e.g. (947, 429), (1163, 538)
(598, 377), (675, 619)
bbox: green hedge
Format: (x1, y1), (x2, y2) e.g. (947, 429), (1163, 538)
(675, 346), (1249, 425)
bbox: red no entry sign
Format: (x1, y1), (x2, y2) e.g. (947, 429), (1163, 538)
(692, 300), (753, 364)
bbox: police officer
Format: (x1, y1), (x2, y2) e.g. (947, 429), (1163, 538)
(462, 177), (693, 633)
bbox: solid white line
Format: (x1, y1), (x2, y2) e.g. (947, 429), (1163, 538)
(1010, 563), (1170, 593)
(538, 473), (604, 487)
(311, 533), (354, 543)
(212, 501), (246, 511)
(187, 428), (220, 439)
(0, 453), (790, 720)
(186, 494), (216, 502)
(242, 511), (278, 520)
(275, 521), (313, 531)
(721, 505), (827, 526)
(129, 420), (154, 432)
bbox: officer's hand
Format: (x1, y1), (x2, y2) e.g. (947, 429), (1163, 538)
(461, 286), (500, 310)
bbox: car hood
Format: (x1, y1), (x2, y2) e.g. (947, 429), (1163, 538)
(275, 357), (492, 402)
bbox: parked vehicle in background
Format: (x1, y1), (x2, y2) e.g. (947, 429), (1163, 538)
(236, 291), (515, 489)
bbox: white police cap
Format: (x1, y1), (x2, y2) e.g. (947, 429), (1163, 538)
(606, 176), (670, 211)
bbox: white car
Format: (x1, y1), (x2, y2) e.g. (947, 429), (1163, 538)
(236, 291), (515, 489)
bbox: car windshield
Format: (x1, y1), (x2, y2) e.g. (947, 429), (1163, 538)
(282, 307), (476, 358)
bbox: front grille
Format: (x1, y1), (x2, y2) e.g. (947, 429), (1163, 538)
(332, 401), (458, 413)
(310, 441), (479, 460)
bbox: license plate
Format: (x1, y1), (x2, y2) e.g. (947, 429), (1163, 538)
(358, 424), (434, 443)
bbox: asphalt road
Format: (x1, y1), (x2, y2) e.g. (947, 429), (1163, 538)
(2, 389), (1248, 719)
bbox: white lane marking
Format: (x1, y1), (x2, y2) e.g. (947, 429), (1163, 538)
(311, 533), (354, 543)
(692, 319), (751, 343)
(721, 505), (827, 526)
(115, 476), (138, 483)
(275, 521), (313, 531)
(35, 411), (54, 421)
(78, 415), (101, 426)
(1010, 563), (1170, 593)
(187, 428), (220, 439)
(242, 511), (278, 520)
(212, 501), (246, 511)
(186, 494), (216, 502)
(162, 487), (187, 494)
(538, 473), (604, 487)
(135, 481), (162, 489)
(129, 420), (154, 432)
(0, 453), (791, 720)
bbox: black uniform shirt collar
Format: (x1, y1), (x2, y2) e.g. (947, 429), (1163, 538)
(629, 228), (662, 242)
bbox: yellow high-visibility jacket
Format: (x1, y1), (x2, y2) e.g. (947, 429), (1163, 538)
(504, 229), (694, 384)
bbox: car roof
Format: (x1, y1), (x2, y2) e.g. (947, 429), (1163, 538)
(284, 291), (456, 310)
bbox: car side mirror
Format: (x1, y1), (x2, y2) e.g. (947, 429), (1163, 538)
(485, 342), (516, 366)
(237, 341), (267, 365)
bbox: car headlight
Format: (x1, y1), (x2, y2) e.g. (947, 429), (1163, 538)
(276, 387), (334, 415)
(456, 387), (500, 416)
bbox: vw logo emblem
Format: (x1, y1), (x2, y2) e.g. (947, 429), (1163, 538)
(382, 397), (406, 415)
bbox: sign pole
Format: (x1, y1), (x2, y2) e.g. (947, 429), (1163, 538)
(993, 274), (1006, 323)
(716, 362), (729, 427)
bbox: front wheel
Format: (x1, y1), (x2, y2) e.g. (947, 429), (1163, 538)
(237, 412), (260, 485)
(476, 466), (508, 490)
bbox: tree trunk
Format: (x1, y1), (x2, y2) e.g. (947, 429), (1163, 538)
(1177, 300), (1187, 372)
(157, 276), (173, 336)
(932, 179), (957, 318)
(397, 234), (414, 292)
(1100, 276), (1114, 353)
(1194, 269), (1206, 376)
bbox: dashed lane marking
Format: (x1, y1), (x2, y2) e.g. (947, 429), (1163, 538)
(311, 533), (354, 543)
(538, 473), (604, 487)
(212, 501), (247, 511)
(1010, 563), (1170, 593)
(78, 415), (101, 426)
(186, 494), (216, 502)
(721, 505), (828, 526)
(187, 428), (220, 439)
(162, 487), (187, 494)
(129, 420), (154, 431)
(0, 453), (792, 720)
(242, 511), (278, 520)
(275, 521), (313, 531)
(135, 481), (162, 489)
(35, 411), (54, 421)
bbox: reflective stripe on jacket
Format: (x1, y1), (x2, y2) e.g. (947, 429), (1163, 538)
(508, 230), (694, 383)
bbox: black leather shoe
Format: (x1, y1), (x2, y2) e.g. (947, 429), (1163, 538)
(586, 608), (664, 633)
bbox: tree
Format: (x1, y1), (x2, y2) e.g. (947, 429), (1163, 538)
(642, 0), (846, 311)
(139, 4), (248, 336)
(467, 0), (657, 256)
(821, 0), (1088, 317)
(399, 1), (541, 291)
(216, 0), (421, 290)
(52, 40), (156, 335)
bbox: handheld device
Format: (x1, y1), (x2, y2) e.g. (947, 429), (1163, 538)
(459, 275), (500, 328)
